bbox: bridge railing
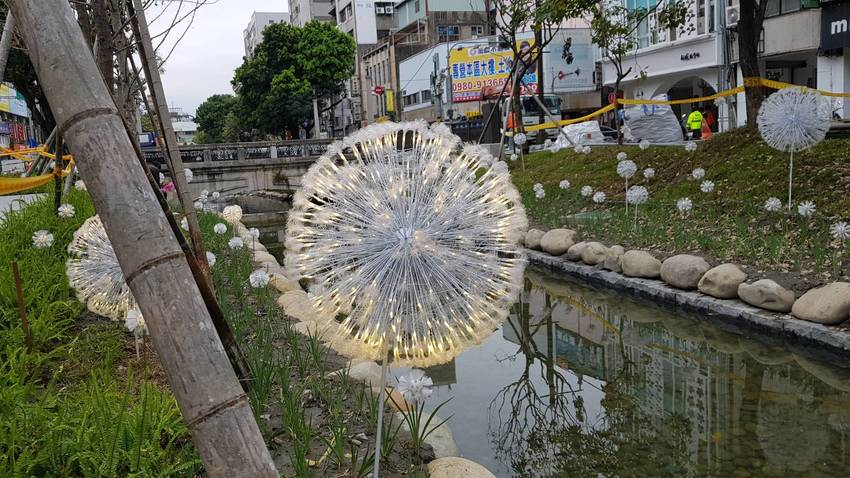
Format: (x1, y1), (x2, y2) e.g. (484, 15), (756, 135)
(141, 139), (333, 164)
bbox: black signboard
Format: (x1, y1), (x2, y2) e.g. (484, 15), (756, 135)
(822, 1), (850, 50)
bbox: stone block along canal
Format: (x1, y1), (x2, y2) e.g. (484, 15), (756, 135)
(393, 268), (850, 477)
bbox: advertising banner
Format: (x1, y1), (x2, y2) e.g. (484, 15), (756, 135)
(0, 84), (11, 113)
(545, 28), (596, 93)
(821, 1), (850, 50)
(449, 36), (538, 103)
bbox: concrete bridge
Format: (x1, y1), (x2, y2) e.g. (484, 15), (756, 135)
(142, 139), (333, 198)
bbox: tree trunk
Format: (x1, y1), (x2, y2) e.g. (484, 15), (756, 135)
(738, 0), (766, 127)
(614, 77), (623, 145)
(7, 1), (277, 475)
(0, 12), (15, 81)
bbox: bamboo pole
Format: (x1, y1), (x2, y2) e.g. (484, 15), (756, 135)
(52, 133), (62, 214)
(7, 1), (277, 475)
(11, 262), (32, 353)
(127, 0), (212, 284)
(0, 12), (15, 80)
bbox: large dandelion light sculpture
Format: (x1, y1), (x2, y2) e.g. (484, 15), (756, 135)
(66, 216), (136, 320)
(757, 87), (831, 209)
(284, 122), (528, 367)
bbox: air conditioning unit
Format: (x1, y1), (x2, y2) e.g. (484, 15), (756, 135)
(725, 6), (739, 27)
(376, 6), (385, 14)
(385, 6), (393, 14)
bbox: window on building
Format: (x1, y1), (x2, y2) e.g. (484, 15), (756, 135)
(421, 89), (432, 102)
(414, 0), (420, 13)
(404, 92), (421, 107)
(471, 25), (485, 36)
(765, 0), (802, 17)
(437, 25), (460, 42)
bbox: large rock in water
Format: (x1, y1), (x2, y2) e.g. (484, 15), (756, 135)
(660, 254), (711, 290)
(791, 282), (850, 325)
(580, 242), (608, 265)
(698, 263), (747, 299)
(620, 250), (662, 278)
(565, 241), (587, 261)
(428, 457), (497, 478)
(737, 279), (795, 313)
(603, 245), (626, 273)
(540, 228), (577, 255)
(524, 229), (545, 250)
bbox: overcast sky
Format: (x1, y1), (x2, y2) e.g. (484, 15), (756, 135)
(150, 0), (287, 116)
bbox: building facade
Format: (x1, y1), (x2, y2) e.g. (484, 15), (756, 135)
(243, 11), (290, 58)
(289, 0), (334, 26)
(818, 0), (850, 118)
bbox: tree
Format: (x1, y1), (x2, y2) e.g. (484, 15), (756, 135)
(590, 0), (685, 143)
(232, 20), (355, 137)
(195, 93), (238, 143)
(737, 0), (769, 127)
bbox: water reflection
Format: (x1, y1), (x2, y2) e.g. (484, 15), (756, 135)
(423, 269), (850, 477)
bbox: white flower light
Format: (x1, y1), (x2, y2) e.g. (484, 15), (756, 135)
(58, 203), (75, 218)
(125, 308), (147, 338)
(626, 185), (649, 205)
(581, 185), (593, 197)
(700, 180), (715, 193)
(559, 180), (570, 190)
(831, 222), (850, 241)
(758, 87), (830, 153)
(592, 191), (606, 203)
(397, 369), (434, 403)
(66, 216), (137, 320)
(180, 217), (189, 231)
(764, 197), (783, 212)
(533, 183), (544, 192)
(692, 168), (705, 180)
(184, 168), (193, 183)
(159, 173), (166, 184)
(574, 144), (583, 154)
(617, 160), (637, 179)
(513, 133), (527, 145)
(193, 201), (203, 210)
(285, 122), (527, 366)
(535, 189), (546, 199)
(228, 237), (244, 249)
(639, 139), (650, 150)
(685, 141), (697, 152)
(582, 145), (591, 154)
(643, 168), (655, 179)
(213, 223), (227, 234)
(616, 151), (628, 162)
(248, 228), (260, 240)
(676, 197), (693, 212)
(509, 153), (518, 162)
(74, 180), (86, 191)
(206, 251), (217, 267)
(200, 189), (209, 200)
(222, 205), (243, 225)
(32, 230), (53, 249)
(249, 269), (270, 288)
(797, 201), (816, 217)
(212, 191), (220, 200)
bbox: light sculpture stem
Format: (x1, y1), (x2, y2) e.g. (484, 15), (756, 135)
(787, 150), (794, 210)
(373, 351), (391, 477)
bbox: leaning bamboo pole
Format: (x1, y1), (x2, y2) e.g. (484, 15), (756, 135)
(7, 1), (277, 475)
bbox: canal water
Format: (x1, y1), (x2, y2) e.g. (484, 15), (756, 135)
(402, 268), (850, 477)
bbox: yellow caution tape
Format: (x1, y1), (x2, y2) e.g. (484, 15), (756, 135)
(744, 77), (850, 98)
(0, 160), (74, 195)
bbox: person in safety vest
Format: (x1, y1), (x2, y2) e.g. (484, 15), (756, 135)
(687, 106), (704, 140)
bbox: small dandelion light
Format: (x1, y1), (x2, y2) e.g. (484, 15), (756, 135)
(582, 145), (592, 154)
(228, 237), (244, 249)
(574, 144), (583, 154)
(618, 159), (638, 212)
(581, 185), (594, 197)
(125, 308), (148, 358)
(676, 197), (693, 213)
(193, 201), (203, 210)
(222, 205), (243, 224)
(700, 180), (715, 193)
(593, 191), (606, 204)
(509, 153), (518, 162)
(757, 87), (830, 208)
(159, 172), (166, 184)
(213, 223), (227, 235)
(284, 121), (527, 367)
(643, 168), (655, 179)
(626, 185), (649, 226)
(74, 180), (86, 191)
(200, 189), (209, 200)
(685, 141), (698, 152)
(535, 189), (546, 199)
(831, 221), (850, 241)
(533, 183), (544, 192)
(639, 139), (651, 150)
(397, 369), (434, 403)
(559, 180), (570, 190)
(514, 133), (527, 146)
(692, 168), (705, 180)
(58, 203), (75, 218)
(67, 216), (136, 320)
(206, 251), (217, 267)
(797, 201), (816, 218)
(764, 197), (783, 212)
(249, 269), (270, 288)
(616, 151), (628, 162)
(32, 230), (54, 249)
(180, 217), (189, 231)
(184, 168), (193, 183)
(212, 191), (220, 200)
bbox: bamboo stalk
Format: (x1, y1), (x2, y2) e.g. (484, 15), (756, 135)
(11, 262), (32, 353)
(7, 1), (277, 475)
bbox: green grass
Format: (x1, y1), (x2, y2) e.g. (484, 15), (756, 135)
(513, 128), (850, 283)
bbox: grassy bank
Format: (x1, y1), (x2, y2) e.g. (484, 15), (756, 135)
(511, 128), (850, 290)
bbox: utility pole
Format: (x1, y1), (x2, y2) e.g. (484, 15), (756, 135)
(7, 1), (277, 475)
(432, 53), (443, 120)
(534, 0), (546, 142)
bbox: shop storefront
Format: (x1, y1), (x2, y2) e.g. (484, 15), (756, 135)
(817, 0), (850, 118)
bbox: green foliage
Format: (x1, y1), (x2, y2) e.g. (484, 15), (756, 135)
(232, 20), (356, 136)
(195, 94), (239, 143)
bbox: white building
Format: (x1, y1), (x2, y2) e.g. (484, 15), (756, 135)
(289, 0), (334, 26)
(243, 11), (290, 58)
